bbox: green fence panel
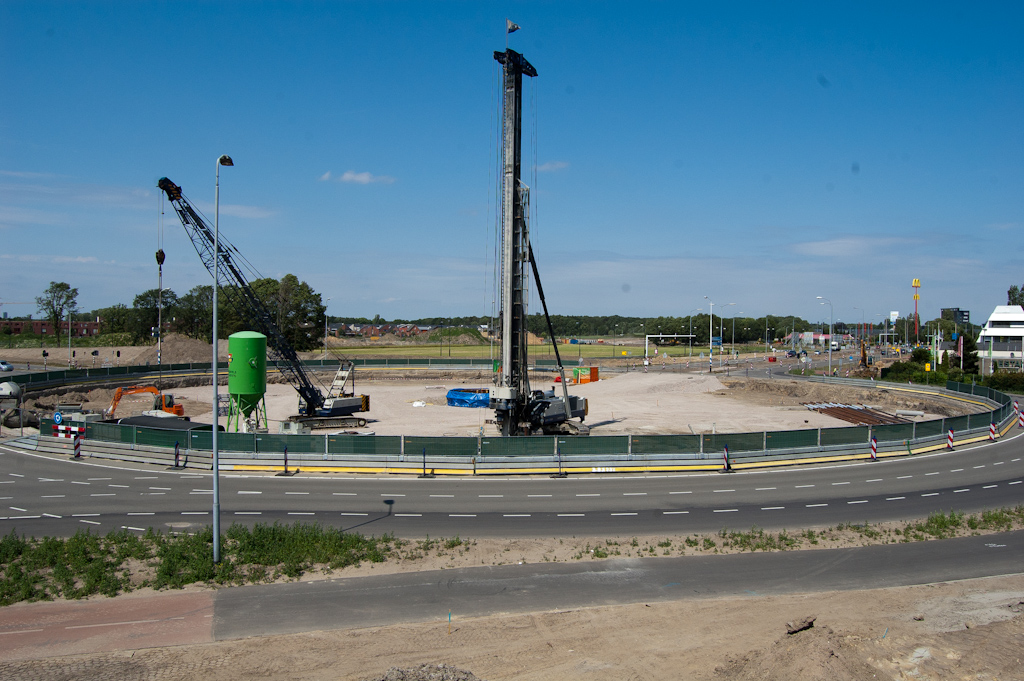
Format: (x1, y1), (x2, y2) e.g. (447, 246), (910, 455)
(86, 422), (134, 444)
(408, 359), (429, 366)
(819, 426), (869, 446)
(189, 431), (213, 450)
(256, 434), (322, 453)
(219, 433), (257, 452)
(480, 437), (555, 458)
(404, 436), (478, 458)
(873, 423), (915, 443)
(765, 429), (817, 450)
(327, 435), (401, 456)
(631, 435), (701, 455)
(913, 420), (943, 439)
(134, 427), (183, 448)
(703, 432), (764, 453)
(945, 415), (970, 432)
(967, 413), (991, 431)
(556, 436), (628, 457)
(39, 418), (55, 434)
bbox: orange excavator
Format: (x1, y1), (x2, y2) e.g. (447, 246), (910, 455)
(105, 386), (184, 418)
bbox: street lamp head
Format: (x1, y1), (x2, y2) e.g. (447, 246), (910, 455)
(816, 296), (823, 300)
(218, 155), (234, 167)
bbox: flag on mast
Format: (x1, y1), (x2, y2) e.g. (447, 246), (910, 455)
(506, 19), (521, 34)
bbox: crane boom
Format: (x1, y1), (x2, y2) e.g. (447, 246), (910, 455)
(157, 178), (340, 417)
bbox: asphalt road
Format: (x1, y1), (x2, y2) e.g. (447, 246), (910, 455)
(1, 428), (1021, 538)
(212, 529), (1024, 639)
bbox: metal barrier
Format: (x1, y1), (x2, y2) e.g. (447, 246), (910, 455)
(25, 380), (1017, 475)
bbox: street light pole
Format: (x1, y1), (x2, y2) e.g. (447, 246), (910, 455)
(704, 297), (714, 372)
(323, 297), (332, 360)
(212, 154), (233, 564)
(817, 296), (833, 377)
(687, 308), (701, 358)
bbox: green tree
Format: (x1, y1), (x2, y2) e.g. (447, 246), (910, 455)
(35, 281), (78, 346)
(220, 275), (325, 351)
(130, 288), (179, 343)
(175, 285), (213, 341)
(960, 333), (980, 374)
(95, 303), (132, 335)
(1009, 285), (1024, 306)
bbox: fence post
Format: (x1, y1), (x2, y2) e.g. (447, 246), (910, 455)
(699, 433), (704, 457)
(817, 428), (821, 448)
(762, 431), (767, 452)
(628, 434), (632, 457)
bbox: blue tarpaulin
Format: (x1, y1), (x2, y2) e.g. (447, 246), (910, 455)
(446, 388), (490, 408)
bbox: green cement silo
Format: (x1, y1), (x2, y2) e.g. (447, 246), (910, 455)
(227, 331), (267, 432)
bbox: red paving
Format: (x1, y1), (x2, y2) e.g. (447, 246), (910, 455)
(0, 590), (214, 661)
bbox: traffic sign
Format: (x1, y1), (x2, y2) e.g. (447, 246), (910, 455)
(53, 411), (63, 425)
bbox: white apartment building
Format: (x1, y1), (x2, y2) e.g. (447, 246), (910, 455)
(977, 305), (1024, 374)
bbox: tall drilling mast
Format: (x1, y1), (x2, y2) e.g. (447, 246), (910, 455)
(489, 47), (588, 436)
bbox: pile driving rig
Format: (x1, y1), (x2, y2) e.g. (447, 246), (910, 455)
(489, 47), (588, 436)
(158, 178), (369, 429)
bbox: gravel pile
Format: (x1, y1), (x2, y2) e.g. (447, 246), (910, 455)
(368, 664), (483, 681)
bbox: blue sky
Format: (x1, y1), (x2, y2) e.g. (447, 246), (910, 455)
(1, 2), (1021, 328)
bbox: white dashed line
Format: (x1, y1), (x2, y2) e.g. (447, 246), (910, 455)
(921, 493), (939, 497)
(866, 479), (883, 483)
(70, 481), (89, 485)
(340, 512), (368, 516)
(761, 506), (785, 510)
(558, 513), (585, 517)
(79, 520), (100, 525)
(795, 485), (814, 489)
(832, 482), (850, 486)
(72, 513), (99, 517)
(8, 474), (24, 477)
(0, 629), (43, 635)
(288, 512), (315, 516)
(87, 478), (111, 481)
(381, 494), (406, 497)
(42, 513), (61, 518)
(9, 507), (26, 512)
(713, 489), (735, 493)
(713, 509), (738, 513)
(623, 492), (647, 496)
(611, 512), (638, 516)
(973, 465), (985, 469)
(134, 477), (158, 480)
(235, 512), (262, 515)
(108, 484), (129, 488)
(503, 514), (531, 517)
(181, 512), (208, 515)
(982, 485), (998, 489)
(886, 496), (906, 501)
(430, 494), (455, 498)
(66, 618), (158, 630)
(449, 514), (476, 517)
(670, 491), (692, 494)
(806, 503), (828, 508)
(478, 495), (504, 498)
(238, 491), (261, 495)
(954, 489), (970, 493)
(576, 494), (600, 497)
(40, 495), (65, 498)
(755, 487), (776, 491)
(847, 500), (868, 505)
(994, 462), (1005, 466)
(1010, 481), (1022, 485)
(127, 512), (154, 516)
(897, 475), (912, 479)
(90, 493), (115, 497)
(528, 494), (551, 498)
(285, 492), (309, 495)
(333, 492), (357, 496)
(122, 526), (145, 532)
(395, 513), (422, 517)
(925, 472), (940, 476)
(149, 487), (171, 491)
(189, 492), (212, 495)
(950, 468), (964, 472)
(663, 511), (689, 515)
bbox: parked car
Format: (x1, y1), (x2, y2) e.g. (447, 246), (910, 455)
(785, 350), (797, 358)
(0, 360), (13, 372)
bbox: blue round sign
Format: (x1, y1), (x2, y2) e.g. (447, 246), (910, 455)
(53, 412), (63, 425)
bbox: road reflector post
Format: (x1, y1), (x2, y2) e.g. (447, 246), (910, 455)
(174, 441), (181, 468)
(989, 423), (997, 441)
(721, 444), (731, 473)
(947, 429), (954, 450)
(870, 437), (877, 461)
(276, 446), (298, 477)
(1019, 410), (1024, 429)
(418, 447), (435, 478)
(73, 434), (82, 459)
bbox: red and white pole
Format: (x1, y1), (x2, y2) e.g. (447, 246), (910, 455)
(947, 429), (954, 450)
(73, 434), (82, 459)
(1019, 410), (1024, 428)
(1014, 400), (1019, 416)
(870, 436), (877, 461)
(989, 423), (997, 441)
(722, 445), (730, 472)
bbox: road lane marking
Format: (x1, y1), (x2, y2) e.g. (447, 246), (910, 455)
(8, 474), (24, 477)
(611, 512), (638, 516)
(39, 478), (64, 482)
(576, 494), (600, 497)
(395, 513), (422, 517)
(670, 491), (692, 494)
(982, 485), (998, 489)
(950, 468), (964, 472)
(503, 514), (531, 517)
(238, 491), (261, 495)
(430, 494), (455, 498)
(181, 512), (208, 515)
(897, 475), (912, 479)
(1010, 481), (1022, 485)
(108, 484), (129, 488)
(381, 493), (406, 497)
(134, 476), (158, 480)
(72, 513), (99, 517)
(925, 472), (940, 476)
(41, 495), (65, 498)
(921, 493), (939, 497)
(449, 514), (476, 517)
(333, 492), (357, 496)
(285, 492), (309, 495)
(87, 478), (111, 481)
(71, 481), (90, 485)
(0, 629), (44, 636)
(806, 503), (828, 508)
(832, 482), (850, 485)
(478, 495), (503, 498)
(623, 492), (647, 496)
(866, 479), (882, 483)
(558, 513), (585, 517)
(90, 493), (115, 497)
(288, 512), (315, 515)
(755, 487), (776, 491)
(761, 506), (784, 510)
(795, 485), (814, 488)
(954, 489), (970, 493)
(149, 487), (171, 491)
(886, 496), (906, 500)
(713, 509), (738, 513)
(713, 489), (735, 493)
(663, 511), (689, 515)
(235, 512), (262, 515)
(9, 507), (26, 512)
(340, 512), (368, 516)
(66, 618), (159, 630)
(122, 526), (145, 532)
(973, 465), (985, 469)
(42, 513), (61, 518)
(127, 512), (154, 516)
(847, 500), (868, 505)
(528, 494), (552, 498)
(80, 520), (100, 525)
(994, 462), (1005, 466)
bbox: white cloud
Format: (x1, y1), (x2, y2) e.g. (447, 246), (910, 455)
(0, 170), (58, 179)
(339, 170), (395, 185)
(319, 171), (331, 181)
(52, 255), (99, 264)
(791, 236), (909, 258)
(536, 161), (569, 172)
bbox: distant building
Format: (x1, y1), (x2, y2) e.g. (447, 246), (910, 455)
(0, 319), (100, 337)
(977, 305), (1024, 374)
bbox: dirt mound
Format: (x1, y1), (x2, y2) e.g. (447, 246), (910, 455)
(713, 623), (881, 680)
(366, 664), (483, 681)
(135, 333), (227, 365)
